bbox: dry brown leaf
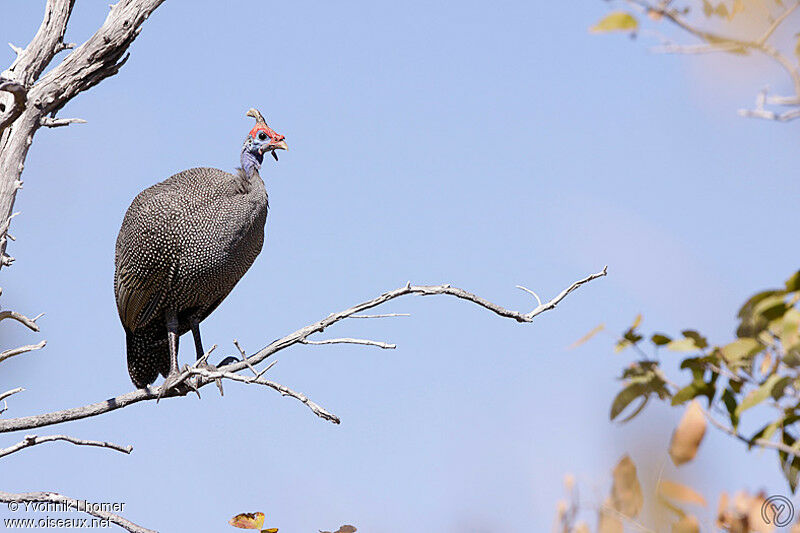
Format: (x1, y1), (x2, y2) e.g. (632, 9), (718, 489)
(611, 455), (643, 517)
(658, 479), (707, 507)
(672, 514), (700, 533)
(716, 492), (730, 529)
(669, 400), (707, 466)
(598, 498), (624, 533)
(748, 493), (772, 533)
(574, 521), (590, 533)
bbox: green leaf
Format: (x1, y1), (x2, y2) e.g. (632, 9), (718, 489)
(722, 388), (739, 430)
(786, 270), (800, 292)
(651, 333), (671, 346)
(720, 338), (762, 365)
(752, 294), (788, 321)
(681, 330), (708, 349)
(771, 375), (792, 401)
(667, 337), (699, 352)
(590, 12), (638, 33)
(610, 383), (648, 421)
(781, 308), (800, 351)
(671, 379), (715, 406)
(736, 374), (782, 416)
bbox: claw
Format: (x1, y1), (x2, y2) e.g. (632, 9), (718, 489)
(196, 360), (224, 396)
(156, 368), (199, 402)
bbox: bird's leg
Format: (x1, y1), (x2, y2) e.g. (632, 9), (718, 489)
(158, 313), (194, 400)
(191, 318), (224, 396)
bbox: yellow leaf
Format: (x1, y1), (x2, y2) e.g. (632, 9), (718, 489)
(262, 529), (279, 533)
(659, 479), (707, 507)
(672, 514), (700, 533)
(229, 512), (265, 530)
(590, 12), (638, 33)
(729, 0), (744, 19)
(611, 455), (643, 517)
(669, 400), (707, 466)
(598, 498), (624, 533)
(569, 324), (605, 349)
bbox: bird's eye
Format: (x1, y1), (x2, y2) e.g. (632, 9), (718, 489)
(258, 131), (268, 141)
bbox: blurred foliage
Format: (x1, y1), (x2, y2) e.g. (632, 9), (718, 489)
(590, 0), (800, 121)
(554, 425), (794, 531)
(602, 270), (800, 492)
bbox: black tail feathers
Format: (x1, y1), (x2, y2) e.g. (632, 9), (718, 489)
(126, 325), (170, 388)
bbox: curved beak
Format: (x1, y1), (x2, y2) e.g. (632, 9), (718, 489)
(269, 139), (287, 161)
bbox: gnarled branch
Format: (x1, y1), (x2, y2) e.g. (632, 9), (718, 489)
(0, 0), (166, 269)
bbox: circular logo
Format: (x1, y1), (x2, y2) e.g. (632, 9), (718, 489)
(761, 495), (794, 528)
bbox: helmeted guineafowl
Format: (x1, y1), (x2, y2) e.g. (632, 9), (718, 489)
(114, 108), (287, 391)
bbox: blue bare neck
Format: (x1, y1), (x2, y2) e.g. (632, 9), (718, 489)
(240, 148), (263, 177)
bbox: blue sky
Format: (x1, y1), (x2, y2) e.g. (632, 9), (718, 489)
(1, 1), (799, 531)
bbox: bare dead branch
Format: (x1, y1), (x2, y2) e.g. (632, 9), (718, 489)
(0, 0), (166, 269)
(0, 434), (132, 459)
(0, 268), (606, 433)
(0, 340), (46, 364)
(300, 338), (397, 349)
(0, 387), (24, 415)
(349, 313), (411, 318)
(0, 80), (27, 132)
(0, 388), (24, 403)
(0, 491), (155, 533)
(40, 116), (86, 128)
(187, 366), (339, 423)
(0, 309), (42, 332)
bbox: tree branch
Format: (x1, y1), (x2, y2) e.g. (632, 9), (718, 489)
(0, 491), (155, 533)
(0, 268), (606, 433)
(0, 0), (166, 269)
(0, 340), (46, 365)
(300, 337), (397, 349)
(621, 0), (800, 121)
(0, 309), (42, 332)
(0, 434), (132, 459)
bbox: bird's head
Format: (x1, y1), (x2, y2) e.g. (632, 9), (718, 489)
(242, 108), (288, 164)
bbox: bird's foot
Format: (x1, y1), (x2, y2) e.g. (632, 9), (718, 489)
(156, 368), (199, 402)
(194, 359), (225, 396)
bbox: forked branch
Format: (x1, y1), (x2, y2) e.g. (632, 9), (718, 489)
(0, 267), (607, 433)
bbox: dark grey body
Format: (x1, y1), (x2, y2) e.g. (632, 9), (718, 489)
(115, 166), (268, 388)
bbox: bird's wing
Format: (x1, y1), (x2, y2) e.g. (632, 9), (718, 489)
(114, 188), (182, 331)
(115, 260), (173, 330)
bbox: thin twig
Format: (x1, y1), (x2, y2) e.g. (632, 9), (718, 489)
(0, 491), (155, 533)
(0, 339), (46, 364)
(186, 366), (340, 423)
(0, 387), (24, 403)
(0, 309), (41, 332)
(0, 339), (46, 363)
(349, 313), (411, 318)
(300, 337), (396, 349)
(40, 116), (86, 128)
(0, 434), (132, 459)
